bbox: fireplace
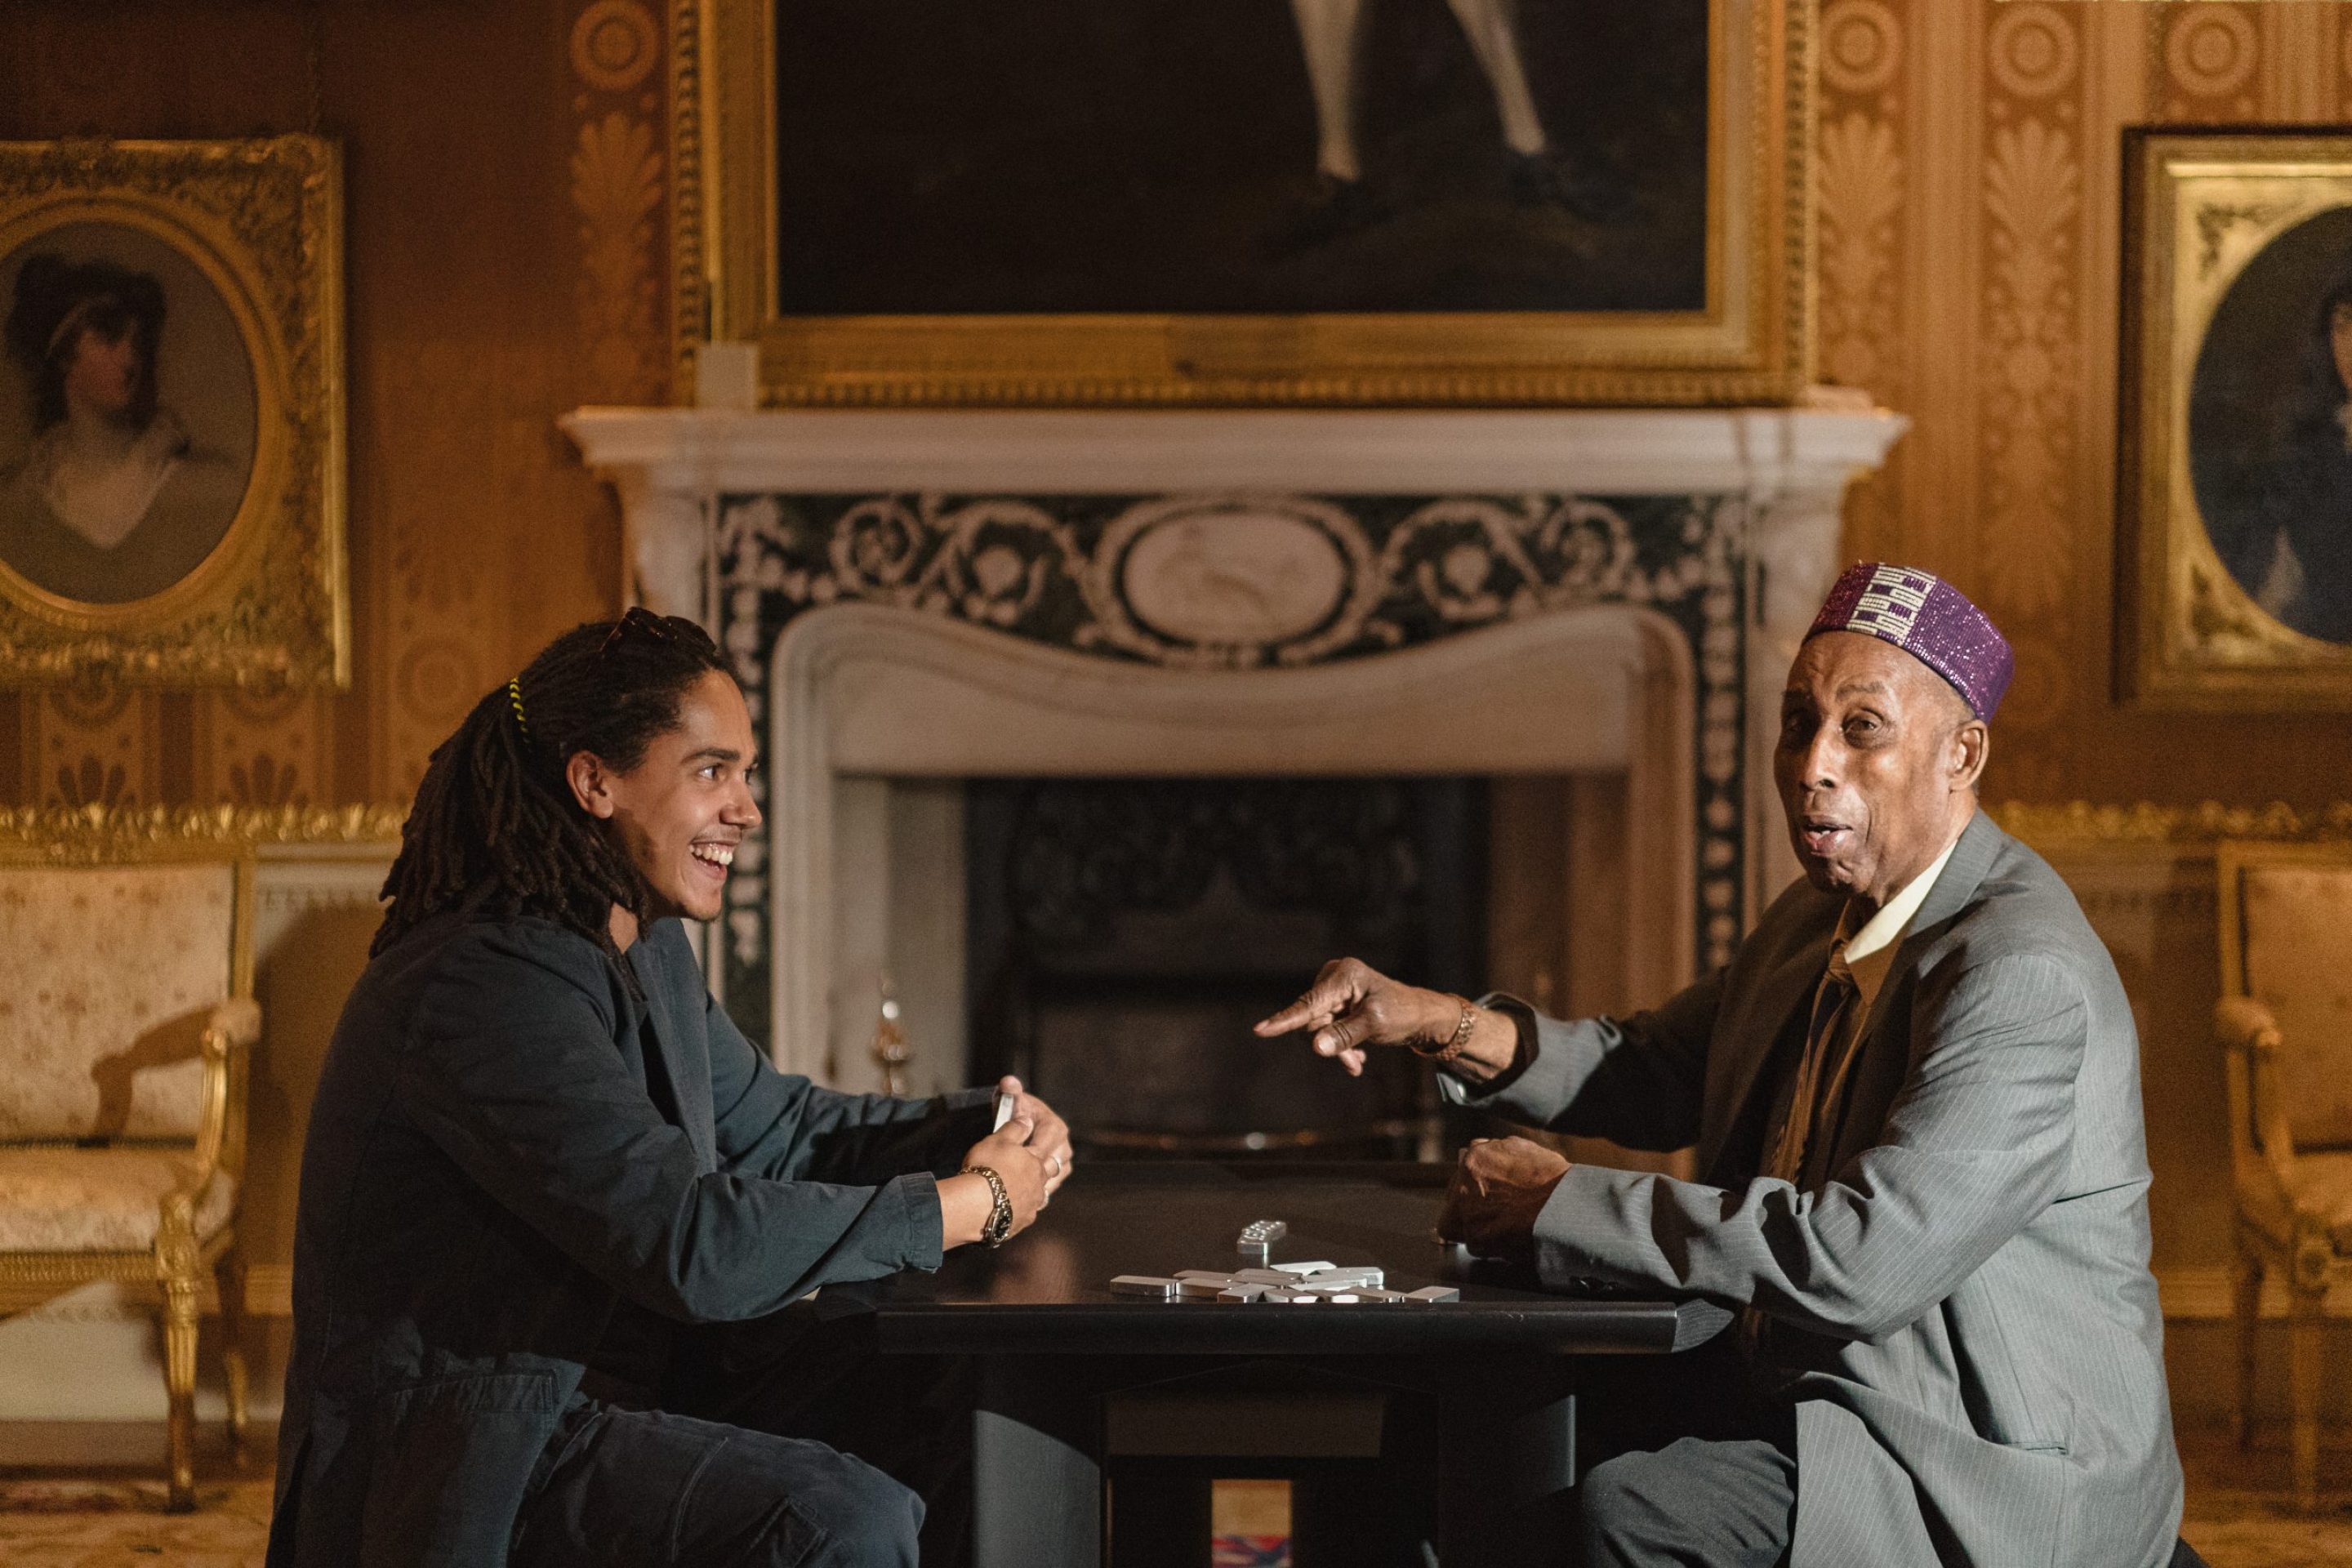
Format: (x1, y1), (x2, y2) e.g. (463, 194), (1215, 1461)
(562, 403), (1907, 1101)
(965, 775), (1488, 1157)
(753, 602), (1695, 1106)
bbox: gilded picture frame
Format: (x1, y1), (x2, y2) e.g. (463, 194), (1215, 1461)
(2119, 129), (2352, 710)
(676, 0), (1809, 407)
(0, 136), (347, 687)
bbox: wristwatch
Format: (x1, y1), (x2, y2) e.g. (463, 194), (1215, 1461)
(962, 1164), (1014, 1247)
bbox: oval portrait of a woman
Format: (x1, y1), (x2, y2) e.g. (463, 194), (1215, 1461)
(2189, 204), (2352, 646)
(0, 220), (256, 606)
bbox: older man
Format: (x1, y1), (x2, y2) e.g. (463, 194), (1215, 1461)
(1258, 564), (2184, 1568)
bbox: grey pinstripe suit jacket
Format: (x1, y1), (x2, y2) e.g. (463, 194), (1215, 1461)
(1460, 809), (2184, 1567)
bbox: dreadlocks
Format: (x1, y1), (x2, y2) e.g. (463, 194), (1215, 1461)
(374, 608), (730, 960)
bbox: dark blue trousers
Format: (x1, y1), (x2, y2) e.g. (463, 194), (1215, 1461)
(510, 1302), (973, 1568)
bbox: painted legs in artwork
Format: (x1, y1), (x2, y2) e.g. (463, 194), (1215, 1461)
(1286, 0), (1368, 183)
(1285, 0), (1549, 183)
(1441, 0), (1548, 158)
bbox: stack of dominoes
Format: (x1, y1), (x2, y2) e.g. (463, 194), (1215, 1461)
(1109, 1262), (1459, 1305)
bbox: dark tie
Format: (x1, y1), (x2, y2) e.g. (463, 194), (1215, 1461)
(1763, 937), (1857, 1188)
(1740, 937), (1856, 1355)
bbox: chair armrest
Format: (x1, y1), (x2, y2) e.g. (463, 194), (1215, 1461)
(152, 997), (261, 1270)
(206, 997), (262, 1050)
(189, 997), (262, 1192)
(2216, 997), (2298, 1198)
(2216, 996), (2281, 1056)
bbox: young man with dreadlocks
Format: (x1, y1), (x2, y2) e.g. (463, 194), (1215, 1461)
(265, 611), (1070, 1568)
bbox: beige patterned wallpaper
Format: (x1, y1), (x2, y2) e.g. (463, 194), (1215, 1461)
(1820, 0), (2352, 808)
(0, 0), (647, 811)
(1, 2), (2343, 814)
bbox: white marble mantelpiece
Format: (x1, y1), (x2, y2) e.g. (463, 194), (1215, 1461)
(564, 403), (1905, 924)
(563, 406), (1905, 505)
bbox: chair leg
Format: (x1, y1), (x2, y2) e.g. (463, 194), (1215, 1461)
(2290, 1282), (2325, 1512)
(162, 1276), (200, 1512)
(215, 1242), (250, 1462)
(2232, 1245), (2263, 1452)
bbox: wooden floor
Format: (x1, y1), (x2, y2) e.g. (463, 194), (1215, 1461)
(1, 1423), (2346, 1565)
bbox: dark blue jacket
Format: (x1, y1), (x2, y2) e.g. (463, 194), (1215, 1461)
(265, 911), (988, 1567)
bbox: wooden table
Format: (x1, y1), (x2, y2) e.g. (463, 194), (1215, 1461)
(848, 1162), (1726, 1567)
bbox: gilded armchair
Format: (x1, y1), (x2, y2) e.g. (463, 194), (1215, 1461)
(2216, 839), (2352, 1511)
(0, 845), (259, 1511)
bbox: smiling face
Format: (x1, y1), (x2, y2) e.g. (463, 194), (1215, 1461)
(566, 669), (761, 924)
(1774, 631), (1988, 912)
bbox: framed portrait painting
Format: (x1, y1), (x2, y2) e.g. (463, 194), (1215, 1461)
(682, 0), (1807, 405)
(2120, 129), (2352, 710)
(0, 137), (346, 686)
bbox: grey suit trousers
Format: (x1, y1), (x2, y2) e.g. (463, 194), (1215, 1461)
(1575, 1341), (1798, 1568)
(1579, 1438), (1796, 1568)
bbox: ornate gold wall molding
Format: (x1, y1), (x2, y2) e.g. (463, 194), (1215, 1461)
(36, 689), (154, 808)
(2156, 3), (2261, 122)
(1974, 1), (2085, 803)
(1815, 0), (1906, 559)
(1997, 799), (2352, 848)
(570, 0), (666, 403)
(0, 801), (406, 863)
(666, 0), (704, 393)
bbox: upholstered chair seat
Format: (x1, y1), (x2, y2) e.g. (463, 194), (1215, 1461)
(0, 1148), (238, 1254)
(0, 849), (258, 1512)
(2216, 841), (2352, 1512)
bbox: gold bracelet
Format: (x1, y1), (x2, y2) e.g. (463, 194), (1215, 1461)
(1410, 996), (1478, 1066)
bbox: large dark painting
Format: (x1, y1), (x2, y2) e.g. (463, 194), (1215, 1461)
(772, 0), (1709, 316)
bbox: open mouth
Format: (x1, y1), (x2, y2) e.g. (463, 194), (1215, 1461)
(1799, 817), (1852, 858)
(688, 841), (736, 879)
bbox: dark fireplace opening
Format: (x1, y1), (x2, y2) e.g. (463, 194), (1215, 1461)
(965, 777), (1489, 1160)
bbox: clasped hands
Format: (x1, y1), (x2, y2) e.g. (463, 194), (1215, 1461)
(1253, 956), (1571, 1263)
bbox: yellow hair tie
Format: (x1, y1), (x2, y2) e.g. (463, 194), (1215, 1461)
(507, 676), (529, 737)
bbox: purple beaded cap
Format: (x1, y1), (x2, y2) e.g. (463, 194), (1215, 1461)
(1804, 562), (2014, 719)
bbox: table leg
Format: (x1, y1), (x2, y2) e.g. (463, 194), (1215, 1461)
(974, 1356), (1102, 1568)
(1436, 1377), (1579, 1566)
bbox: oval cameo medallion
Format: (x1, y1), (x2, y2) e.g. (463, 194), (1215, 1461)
(1119, 504), (1350, 648)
